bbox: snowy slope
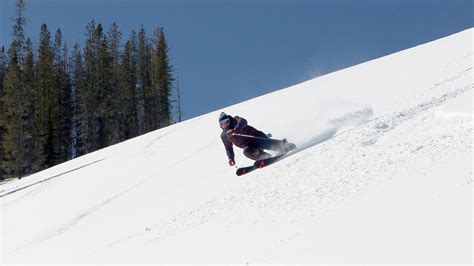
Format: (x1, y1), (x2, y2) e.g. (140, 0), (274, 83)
(1, 29), (472, 264)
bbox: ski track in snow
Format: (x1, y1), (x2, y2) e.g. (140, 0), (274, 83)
(105, 66), (472, 251)
(0, 159), (107, 200)
(143, 116), (206, 158)
(5, 176), (152, 255)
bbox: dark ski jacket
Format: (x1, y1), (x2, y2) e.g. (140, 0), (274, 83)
(220, 115), (268, 160)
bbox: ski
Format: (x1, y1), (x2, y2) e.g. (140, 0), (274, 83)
(236, 165), (257, 176)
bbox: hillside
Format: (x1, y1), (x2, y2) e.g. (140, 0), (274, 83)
(1, 28), (472, 264)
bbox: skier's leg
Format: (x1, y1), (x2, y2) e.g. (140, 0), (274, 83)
(253, 137), (296, 154)
(244, 145), (271, 160)
(252, 137), (286, 152)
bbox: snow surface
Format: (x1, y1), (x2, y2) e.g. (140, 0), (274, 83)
(1, 28), (472, 264)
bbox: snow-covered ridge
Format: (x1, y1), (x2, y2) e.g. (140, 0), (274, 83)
(1, 29), (472, 264)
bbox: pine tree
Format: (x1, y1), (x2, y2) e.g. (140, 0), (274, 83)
(137, 25), (153, 133)
(155, 27), (174, 128)
(96, 23), (113, 149)
(59, 42), (73, 161)
(130, 30), (139, 137)
(35, 24), (57, 170)
(71, 43), (87, 156)
(83, 20), (98, 153)
(118, 40), (132, 140)
(175, 69), (183, 123)
(150, 28), (161, 129)
(107, 22), (122, 145)
(53, 29), (68, 163)
(0, 46), (6, 179)
(118, 31), (139, 140)
(22, 38), (36, 175)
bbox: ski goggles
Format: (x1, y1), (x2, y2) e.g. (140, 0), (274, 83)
(219, 118), (230, 128)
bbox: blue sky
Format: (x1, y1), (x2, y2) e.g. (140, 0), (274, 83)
(1, 0), (472, 120)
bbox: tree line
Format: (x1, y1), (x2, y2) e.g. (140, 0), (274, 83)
(0, 0), (178, 179)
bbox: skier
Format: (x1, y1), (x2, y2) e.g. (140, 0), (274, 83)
(219, 112), (294, 166)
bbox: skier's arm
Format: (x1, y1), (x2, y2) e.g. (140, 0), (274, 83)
(221, 134), (235, 160)
(225, 143), (235, 161)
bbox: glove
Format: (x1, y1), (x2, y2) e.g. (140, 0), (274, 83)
(226, 128), (237, 137)
(228, 159), (236, 166)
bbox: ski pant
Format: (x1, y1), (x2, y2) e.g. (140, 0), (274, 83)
(243, 138), (285, 160)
